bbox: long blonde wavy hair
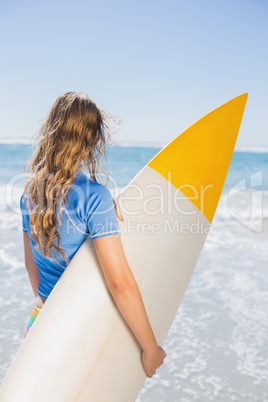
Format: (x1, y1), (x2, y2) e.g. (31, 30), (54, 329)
(22, 92), (123, 268)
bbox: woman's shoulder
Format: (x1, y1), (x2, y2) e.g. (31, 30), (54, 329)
(74, 172), (112, 199)
(74, 171), (90, 184)
(20, 185), (33, 212)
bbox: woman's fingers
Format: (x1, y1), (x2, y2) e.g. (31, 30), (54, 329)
(142, 345), (167, 378)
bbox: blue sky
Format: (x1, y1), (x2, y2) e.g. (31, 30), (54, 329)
(0, 0), (267, 147)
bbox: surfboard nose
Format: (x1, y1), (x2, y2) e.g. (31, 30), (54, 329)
(148, 93), (248, 223)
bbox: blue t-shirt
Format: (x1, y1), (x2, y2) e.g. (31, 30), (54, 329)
(20, 172), (121, 299)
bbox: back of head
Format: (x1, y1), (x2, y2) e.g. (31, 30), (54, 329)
(22, 91), (122, 267)
(34, 91), (117, 181)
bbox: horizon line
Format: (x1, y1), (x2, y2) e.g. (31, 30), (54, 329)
(0, 137), (268, 153)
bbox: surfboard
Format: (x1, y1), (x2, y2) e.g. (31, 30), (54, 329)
(0, 94), (248, 401)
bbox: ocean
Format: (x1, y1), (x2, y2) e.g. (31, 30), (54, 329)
(0, 141), (267, 401)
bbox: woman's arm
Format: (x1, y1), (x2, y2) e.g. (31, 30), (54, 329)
(93, 234), (166, 377)
(23, 231), (40, 297)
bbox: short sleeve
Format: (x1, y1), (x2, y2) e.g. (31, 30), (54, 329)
(85, 184), (121, 240)
(20, 194), (28, 232)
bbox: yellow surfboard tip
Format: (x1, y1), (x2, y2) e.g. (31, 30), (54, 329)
(148, 94), (248, 223)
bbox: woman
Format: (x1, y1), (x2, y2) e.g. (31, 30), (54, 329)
(20, 91), (166, 379)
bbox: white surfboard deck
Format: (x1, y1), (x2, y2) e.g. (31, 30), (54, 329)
(0, 94), (248, 401)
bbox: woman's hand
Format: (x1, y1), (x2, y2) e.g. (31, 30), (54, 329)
(142, 345), (167, 378)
